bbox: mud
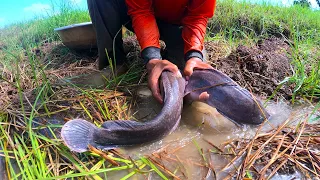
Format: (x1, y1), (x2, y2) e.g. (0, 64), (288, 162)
(5, 35), (295, 102)
(104, 86), (313, 180)
(208, 38), (294, 100)
(32, 41), (98, 68)
(0, 36), (303, 179)
(123, 36), (294, 100)
(1, 84), (315, 180)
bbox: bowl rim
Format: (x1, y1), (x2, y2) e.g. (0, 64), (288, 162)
(54, 22), (93, 32)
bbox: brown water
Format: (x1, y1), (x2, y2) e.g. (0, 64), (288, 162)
(106, 86), (317, 179)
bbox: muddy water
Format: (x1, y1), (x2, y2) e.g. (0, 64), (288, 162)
(104, 86), (317, 179)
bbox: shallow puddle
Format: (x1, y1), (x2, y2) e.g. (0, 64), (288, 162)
(105, 86), (317, 179)
(2, 86), (316, 180)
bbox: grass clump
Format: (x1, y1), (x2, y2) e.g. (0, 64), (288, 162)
(0, 1), (90, 68)
(209, 0), (320, 44)
(208, 0), (320, 101)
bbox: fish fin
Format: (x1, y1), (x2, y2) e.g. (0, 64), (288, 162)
(95, 145), (120, 151)
(216, 108), (243, 127)
(101, 120), (141, 130)
(61, 119), (97, 153)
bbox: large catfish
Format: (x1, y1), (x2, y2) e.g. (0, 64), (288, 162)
(61, 69), (269, 153)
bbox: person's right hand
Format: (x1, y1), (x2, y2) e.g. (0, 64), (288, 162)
(146, 59), (180, 104)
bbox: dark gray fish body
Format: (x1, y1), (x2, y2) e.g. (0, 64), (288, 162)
(61, 71), (185, 152)
(0, 148), (8, 180)
(185, 69), (269, 125)
(61, 69), (269, 153)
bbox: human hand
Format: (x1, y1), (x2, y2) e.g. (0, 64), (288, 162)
(184, 57), (213, 78)
(146, 59), (180, 104)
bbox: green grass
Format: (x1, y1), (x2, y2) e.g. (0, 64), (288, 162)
(0, 0), (319, 179)
(209, 0), (320, 43)
(207, 0), (320, 102)
(0, 0), (90, 68)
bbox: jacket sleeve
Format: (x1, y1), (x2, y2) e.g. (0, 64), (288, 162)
(125, 0), (162, 64)
(182, 0), (216, 61)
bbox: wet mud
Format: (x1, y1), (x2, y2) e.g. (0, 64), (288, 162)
(0, 37), (309, 179)
(122, 36), (295, 100)
(106, 87), (313, 180)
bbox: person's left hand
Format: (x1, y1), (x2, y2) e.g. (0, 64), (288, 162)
(183, 57), (213, 77)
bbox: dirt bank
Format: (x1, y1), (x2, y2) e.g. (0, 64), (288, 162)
(0, 37), (294, 111)
(123, 37), (295, 100)
(207, 38), (293, 100)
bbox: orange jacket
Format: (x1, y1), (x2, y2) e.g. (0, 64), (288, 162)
(125, 0), (217, 63)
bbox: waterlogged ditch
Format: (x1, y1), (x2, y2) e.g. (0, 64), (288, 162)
(101, 86), (319, 179)
(0, 88), (317, 179)
(0, 37), (319, 179)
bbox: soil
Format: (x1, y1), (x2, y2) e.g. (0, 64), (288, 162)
(0, 39), (139, 119)
(123, 36), (294, 100)
(0, 36), (294, 112)
(34, 41), (98, 70)
(0, 42), (99, 109)
(207, 38), (294, 100)
(0, 36), (311, 180)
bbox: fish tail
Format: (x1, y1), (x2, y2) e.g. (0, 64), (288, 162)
(61, 119), (97, 153)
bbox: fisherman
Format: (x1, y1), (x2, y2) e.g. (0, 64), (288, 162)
(87, 0), (216, 103)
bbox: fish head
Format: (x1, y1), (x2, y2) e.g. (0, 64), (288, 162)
(184, 68), (230, 104)
(184, 69), (270, 125)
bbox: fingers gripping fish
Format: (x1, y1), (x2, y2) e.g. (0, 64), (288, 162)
(61, 69), (269, 153)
